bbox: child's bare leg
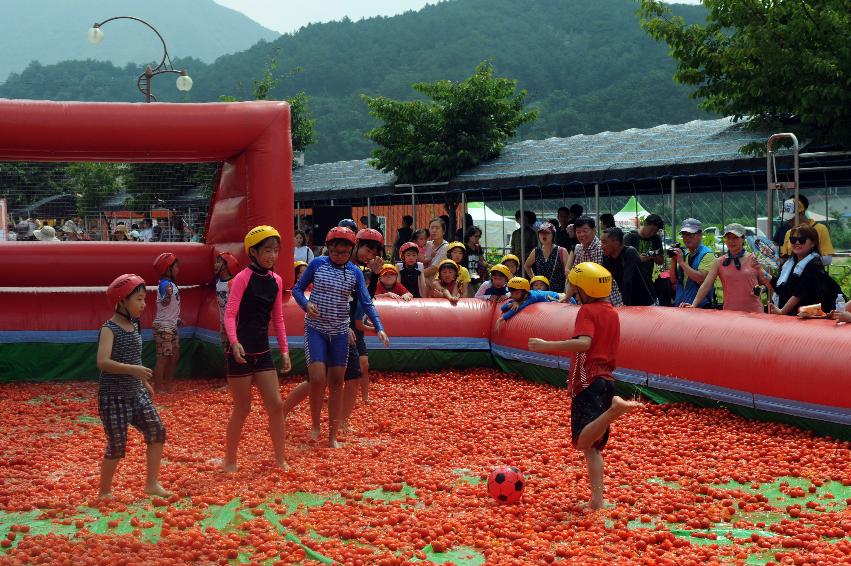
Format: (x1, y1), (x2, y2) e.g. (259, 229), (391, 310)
(583, 448), (605, 509)
(165, 348), (179, 392)
(153, 356), (166, 392)
(307, 362), (327, 440)
(254, 370), (288, 469)
(98, 458), (120, 499)
(341, 378), (361, 433)
(575, 396), (641, 450)
(282, 381), (310, 417)
(326, 367), (346, 448)
(359, 356), (370, 403)
(223, 377), (252, 472)
(144, 443), (172, 496)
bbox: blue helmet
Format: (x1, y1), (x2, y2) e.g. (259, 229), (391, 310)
(338, 218), (358, 232)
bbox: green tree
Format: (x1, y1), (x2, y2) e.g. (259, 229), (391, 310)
(636, 0), (851, 152)
(219, 55), (316, 158)
(0, 162), (68, 209)
(362, 62), (538, 183)
(66, 162), (122, 215)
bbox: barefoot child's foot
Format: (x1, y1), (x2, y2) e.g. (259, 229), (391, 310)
(97, 491), (114, 501)
(221, 460), (238, 473)
(328, 438), (343, 449)
(310, 426), (321, 441)
(144, 483), (173, 498)
(610, 396), (642, 418)
(275, 459), (290, 471)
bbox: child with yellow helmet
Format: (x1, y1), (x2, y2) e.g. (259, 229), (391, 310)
(500, 254), (522, 278)
(442, 241), (471, 297)
(528, 262), (642, 510)
(221, 225), (292, 472)
(375, 263), (413, 301)
(474, 264), (512, 301)
(294, 260), (309, 282)
(495, 276), (569, 331)
(530, 275), (550, 291)
(429, 259), (462, 304)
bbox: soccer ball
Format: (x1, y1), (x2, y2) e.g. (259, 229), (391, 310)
(487, 466), (525, 504)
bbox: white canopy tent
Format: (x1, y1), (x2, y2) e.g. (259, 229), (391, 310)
(467, 201), (518, 250)
(613, 196), (651, 230)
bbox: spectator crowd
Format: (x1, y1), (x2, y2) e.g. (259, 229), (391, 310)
(295, 198), (847, 320)
(7, 216), (202, 243)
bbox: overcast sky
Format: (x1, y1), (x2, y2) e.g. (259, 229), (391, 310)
(214, 0), (703, 34)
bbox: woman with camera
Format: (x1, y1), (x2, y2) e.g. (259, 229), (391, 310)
(682, 224), (770, 312)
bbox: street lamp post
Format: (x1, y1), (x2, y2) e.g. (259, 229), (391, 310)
(87, 16), (193, 102)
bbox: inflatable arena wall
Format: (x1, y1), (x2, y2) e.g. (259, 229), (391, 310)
(1, 100), (849, 438)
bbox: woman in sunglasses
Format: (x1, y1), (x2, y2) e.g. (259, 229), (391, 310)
(683, 223), (770, 312)
(769, 224), (829, 316)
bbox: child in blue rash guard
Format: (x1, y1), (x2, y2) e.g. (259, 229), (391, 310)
(495, 277), (570, 332)
(289, 227), (390, 448)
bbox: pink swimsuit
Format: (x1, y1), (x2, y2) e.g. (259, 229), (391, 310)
(717, 252), (763, 313)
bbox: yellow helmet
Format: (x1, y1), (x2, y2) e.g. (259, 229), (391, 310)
(501, 254), (521, 266)
(490, 264), (511, 279)
(378, 263), (398, 275)
(294, 261), (308, 269)
(244, 225), (281, 254)
(438, 259), (460, 272)
(568, 262), (612, 298)
(446, 241), (466, 255)
(530, 275), (550, 288)
(508, 277), (530, 292)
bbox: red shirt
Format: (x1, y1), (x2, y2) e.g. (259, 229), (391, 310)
(568, 301), (619, 398)
(375, 281), (409, 296)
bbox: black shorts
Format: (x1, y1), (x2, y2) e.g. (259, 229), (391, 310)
(571, 378), (615, 451)
(227, 351), (275, 377)
(353, 330), (367, 357)
(344, 346), (362, 381)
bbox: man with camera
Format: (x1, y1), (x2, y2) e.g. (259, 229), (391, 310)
(669, 218), (715, 308)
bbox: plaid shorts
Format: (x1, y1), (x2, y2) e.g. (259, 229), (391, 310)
(154, 328), (179, 357)
(98, 389), (166, 459)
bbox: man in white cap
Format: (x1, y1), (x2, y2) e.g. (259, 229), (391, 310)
(778, 197), (834, 265)
(669, 218), (715, 308)
(33, 225), (60, 241)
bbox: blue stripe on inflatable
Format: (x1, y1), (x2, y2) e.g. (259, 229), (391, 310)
(754, 394), (851, 426)
(0, 327), (196, 344)
(1, 329), (490, 351)
(491, 344), (562, 369)
(362, 336), (490, 350)
(645, 373), (755, 407)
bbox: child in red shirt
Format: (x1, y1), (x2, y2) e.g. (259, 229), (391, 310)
(374, 264), (413, 300)
(528, 262), (642, 509)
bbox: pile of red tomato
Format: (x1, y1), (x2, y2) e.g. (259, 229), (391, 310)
(0, 369), (849, 564)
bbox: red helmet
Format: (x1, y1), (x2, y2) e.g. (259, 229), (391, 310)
(153, 252), (177, 275)
(216, 251), (239, 276)
(107, 274), (146, 307)
(325, 226), (357, 246)
(356, 228), (384, 248)
(399, 241), (419, 256)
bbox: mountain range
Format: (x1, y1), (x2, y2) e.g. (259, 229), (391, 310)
(0, 0), (710, 164)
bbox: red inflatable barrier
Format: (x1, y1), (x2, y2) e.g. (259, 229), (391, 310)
(489, 301), (851, 412)
(0, 242), (215, 287)
(0, 99), (293, 285)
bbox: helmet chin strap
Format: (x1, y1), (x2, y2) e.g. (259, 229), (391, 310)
(115, 303), (135, 322)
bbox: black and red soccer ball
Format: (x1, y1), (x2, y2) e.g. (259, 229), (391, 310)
(487, 466), (525, 504)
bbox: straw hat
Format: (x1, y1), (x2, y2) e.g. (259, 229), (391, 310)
(34, 225), (60, 241)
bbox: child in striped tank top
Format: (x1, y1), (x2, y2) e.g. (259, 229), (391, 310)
(96, 274), (169, 500)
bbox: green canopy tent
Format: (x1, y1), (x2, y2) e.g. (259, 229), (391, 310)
(613, 196), (650, 230)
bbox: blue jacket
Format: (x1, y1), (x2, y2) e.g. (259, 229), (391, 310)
(674, 244), (714, 308)
(500, 290), (563, 321)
